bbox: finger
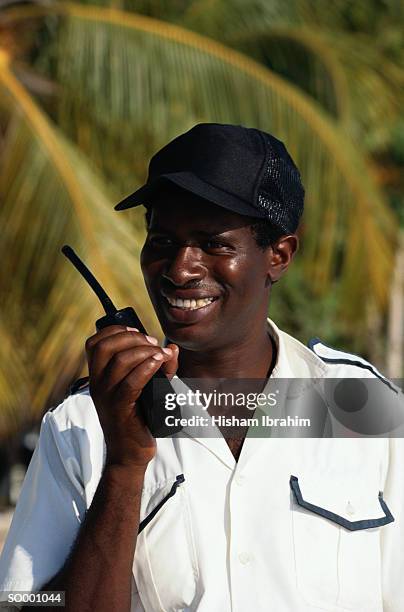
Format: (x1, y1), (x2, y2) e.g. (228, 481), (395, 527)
(85, 326), (130, 362)
(101, 345), (172, 391)
(160, 344), (179, 380)
(112, 352), (171, 404)
(85, 325), (158, 355)
(87, 329), (159, 377)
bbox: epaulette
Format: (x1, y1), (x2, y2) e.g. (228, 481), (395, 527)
(65, 376), (90, 397)
(308, 337), (399, 394)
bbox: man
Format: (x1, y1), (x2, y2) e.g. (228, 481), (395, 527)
(0, 123), (403, 611)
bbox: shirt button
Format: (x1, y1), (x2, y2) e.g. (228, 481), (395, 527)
(238, 552), (250, 565)
(346, 501), (355, 516)
(235, 474), (245, 486)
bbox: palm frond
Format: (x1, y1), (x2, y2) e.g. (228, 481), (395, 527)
(0, 314), (30, 436)
(2, 2), (397, 316)
(227, 26), (352, 123)
(180, 1), (404, 150)
(0, 50), (158, 437)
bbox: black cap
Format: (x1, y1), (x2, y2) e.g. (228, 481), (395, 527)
(115, 123), (304, 234)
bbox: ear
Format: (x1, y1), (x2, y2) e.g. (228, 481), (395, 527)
(267, 234), (299, 283)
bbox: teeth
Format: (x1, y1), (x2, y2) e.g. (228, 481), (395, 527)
(166, 296), (215, 309)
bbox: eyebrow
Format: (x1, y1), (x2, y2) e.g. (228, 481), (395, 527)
(148, 224), (231, 238)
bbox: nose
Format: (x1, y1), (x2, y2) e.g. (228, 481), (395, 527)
(162, 246), (206, 287)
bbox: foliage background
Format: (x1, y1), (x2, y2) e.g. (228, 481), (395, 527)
(0, 0), (403, 442)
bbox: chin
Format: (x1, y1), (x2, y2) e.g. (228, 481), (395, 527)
(154, 297), (223, 349)
(161, 322), (218, 351)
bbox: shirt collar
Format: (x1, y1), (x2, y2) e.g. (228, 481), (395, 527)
(266, 317), (327, 379)
(165, 319), (327, 468)
(164, 317), (326, 379)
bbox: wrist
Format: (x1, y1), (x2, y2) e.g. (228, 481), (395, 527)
(104, 455), (148, 478)
(104, 460), (148, 483)
(101, 464), (147, 503)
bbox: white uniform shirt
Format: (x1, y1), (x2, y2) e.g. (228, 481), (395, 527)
(0, 319), (403, 611)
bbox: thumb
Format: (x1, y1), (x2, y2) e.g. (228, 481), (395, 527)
(161, 343), (179, 380)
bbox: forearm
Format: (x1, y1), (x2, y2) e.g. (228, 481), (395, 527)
(40, 464), (146, 612)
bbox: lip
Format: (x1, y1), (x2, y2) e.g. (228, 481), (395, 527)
(161, 290), (220, 300)
(160, 294), (220, 324)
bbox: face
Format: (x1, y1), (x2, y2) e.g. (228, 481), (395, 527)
(141, 192), (291, 351)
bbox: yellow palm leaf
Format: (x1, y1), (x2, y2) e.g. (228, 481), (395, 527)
(0, 50), (159, 438)
(0, 4), (400, 436)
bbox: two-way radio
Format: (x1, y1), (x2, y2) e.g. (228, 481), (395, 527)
(61, 245), (182, 437)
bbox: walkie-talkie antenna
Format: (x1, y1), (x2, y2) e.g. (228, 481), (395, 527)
(61, 245), (117, 315)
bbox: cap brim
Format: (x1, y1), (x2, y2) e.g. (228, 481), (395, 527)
(114, 172), (267, 219)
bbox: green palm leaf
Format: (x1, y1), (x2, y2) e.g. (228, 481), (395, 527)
(15, 2), (395, 310)
(0, 50), (158, 438)
(0, 3), (400, 437)
(0, 315), (29, 436)
(181, 1), (404, 151)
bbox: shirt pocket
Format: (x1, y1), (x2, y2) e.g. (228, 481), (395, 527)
(290, 474), (394, 612)
(133, 475), (200, 612)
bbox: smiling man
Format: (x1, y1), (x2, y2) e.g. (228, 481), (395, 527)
(0, 124), (403, 612)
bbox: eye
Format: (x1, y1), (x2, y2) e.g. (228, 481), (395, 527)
(148, 235), (174, 248)
(204, 240), (228, 250)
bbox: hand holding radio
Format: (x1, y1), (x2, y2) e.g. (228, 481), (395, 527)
(61, 245), (183, 466)
(85, 324), (178, 468)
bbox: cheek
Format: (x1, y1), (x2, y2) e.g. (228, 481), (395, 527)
(140, 253), (150, 288)
(140, 245), (147, 273)
(220, 256), (266, 296)
(140, 247), (162, 286)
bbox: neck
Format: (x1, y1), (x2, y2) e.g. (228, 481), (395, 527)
(176, 321), (276, 380)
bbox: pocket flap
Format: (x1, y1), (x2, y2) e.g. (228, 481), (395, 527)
(134, 475), (199, 611)
(290, 475), (394, 531)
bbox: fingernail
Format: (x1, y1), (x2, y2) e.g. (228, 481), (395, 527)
(162, 347), (172, 355)
(146, 335), (158, 345)
(126, 327), (139, 332)
(152, 352), (164, 361)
